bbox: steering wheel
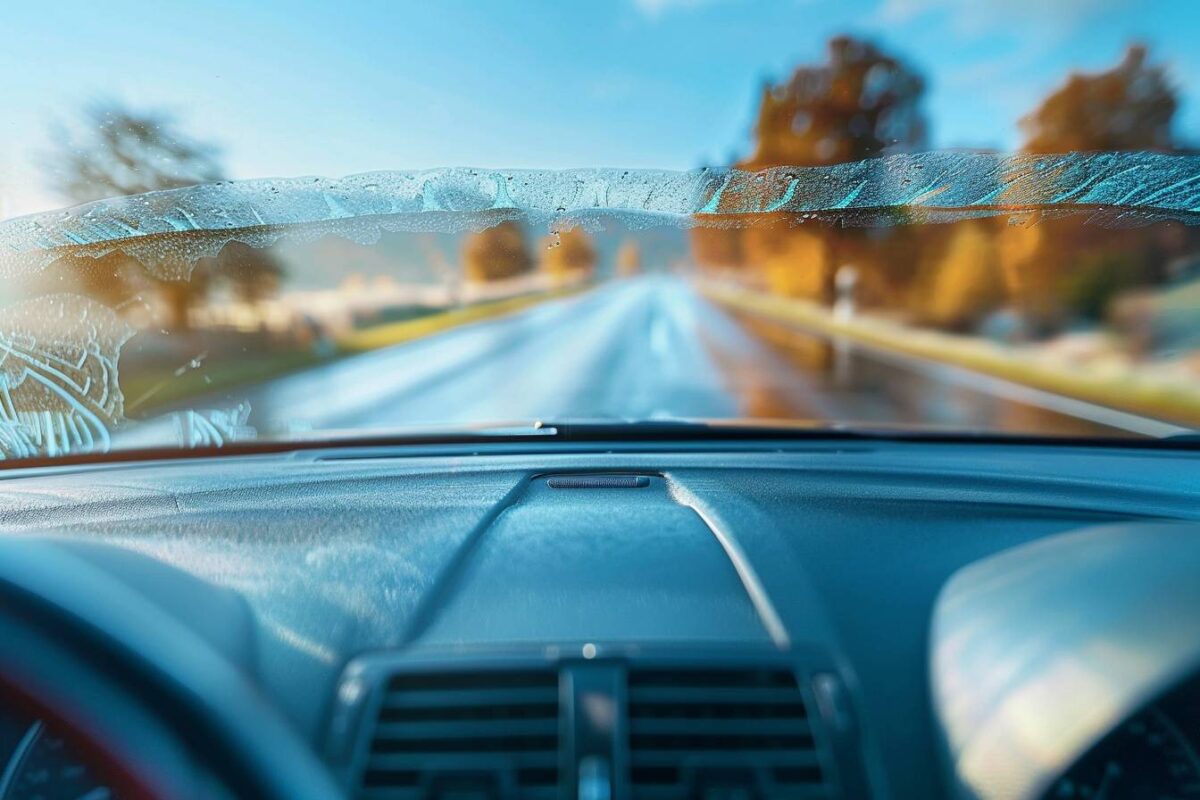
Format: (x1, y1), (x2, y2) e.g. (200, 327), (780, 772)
(0, 537), (342, 799)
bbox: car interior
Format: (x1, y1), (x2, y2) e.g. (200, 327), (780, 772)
(2, 430), (1199, 799)
(5, 3), (1200, 799)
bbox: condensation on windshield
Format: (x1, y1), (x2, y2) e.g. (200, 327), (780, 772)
(1, 150), (1199, 460)
(0, 294), (132, 459)
(174, 402), (255, 449)
(2, 151), (1199, 281)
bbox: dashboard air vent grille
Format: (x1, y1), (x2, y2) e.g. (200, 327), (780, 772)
(361, 669), (561, 799)
(627, 667), (828, 799)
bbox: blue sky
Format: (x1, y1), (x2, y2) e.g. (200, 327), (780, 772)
(3, 0), (1200, 217)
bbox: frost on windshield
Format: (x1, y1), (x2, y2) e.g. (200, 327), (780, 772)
(174, 402), (255, 449)
(0, 294), (132, 459)
(1, 149), (1200, 460)
(2, 151), (1200, 281)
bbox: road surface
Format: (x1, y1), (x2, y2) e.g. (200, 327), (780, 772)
(140, 276), (1185, 444)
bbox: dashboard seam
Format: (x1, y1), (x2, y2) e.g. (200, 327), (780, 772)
(666, 477), (792, 649)
(395, 474), (532, 646)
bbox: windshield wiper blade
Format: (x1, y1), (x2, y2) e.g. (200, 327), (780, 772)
(3, 418), (1196, 473)
(533, 419), (893, 441)
(529, 419), (1186, 446)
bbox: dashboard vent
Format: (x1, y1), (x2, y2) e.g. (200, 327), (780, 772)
(361, 669), (561, 799)
(627, 667), (828, 799)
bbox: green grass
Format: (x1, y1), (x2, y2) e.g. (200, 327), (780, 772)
(122, 286), (588, 416)
(122, 349), (328, 416)
(704, 281), (1200, 428)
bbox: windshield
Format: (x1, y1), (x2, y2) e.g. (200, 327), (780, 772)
(3, 1), (1200, 459)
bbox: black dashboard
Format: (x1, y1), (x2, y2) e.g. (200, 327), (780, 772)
(0, 437), (1199, 799)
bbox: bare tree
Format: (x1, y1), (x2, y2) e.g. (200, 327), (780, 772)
(41, 101), (284, 328)
(44, 101), (224, 202)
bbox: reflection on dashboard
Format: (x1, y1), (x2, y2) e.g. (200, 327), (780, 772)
(1047, 677), (1200, 800)
(0, 712), (111, 800)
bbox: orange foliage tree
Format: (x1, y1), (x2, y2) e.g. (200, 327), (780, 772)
(616, 240), (642, 278)
(1021, 45), (1175, 154)
(743, 35), (927, 171)
(692, 36), (928, 305)
(463, 220), (534, 283)
(540, 227), (597, 285)
(1002, 45), (1183, 333)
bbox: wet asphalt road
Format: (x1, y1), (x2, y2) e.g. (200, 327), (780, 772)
(177, 276), (1178, 440)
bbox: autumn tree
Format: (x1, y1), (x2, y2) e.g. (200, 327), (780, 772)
(1003, 45), (1183, 332)
(1021, 45), (1175, 154)
(41, 101), (284, 328)
(689, 226), (744, 275)
(616, 240), (641, 278)
(463, 220), (534, 282)
(913, 222), (1005, 330)
(743, 35), (927, 170)
(702, 36), (929, 304)
(212, 241), (286, 304)
(540, 227), (597, 284)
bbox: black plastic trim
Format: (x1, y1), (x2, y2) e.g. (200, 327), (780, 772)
(326, 644), (878, 800)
